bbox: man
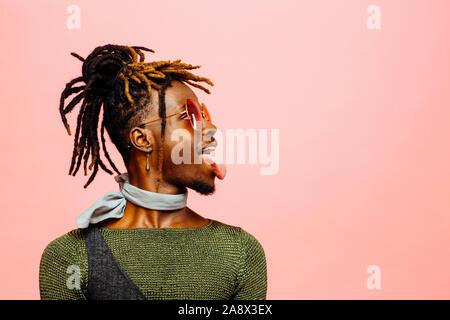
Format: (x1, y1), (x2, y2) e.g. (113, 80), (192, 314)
(39, 44), (267, 300)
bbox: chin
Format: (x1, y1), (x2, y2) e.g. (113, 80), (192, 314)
(170, 163), (217, 195)
(188, 179), (216, 195)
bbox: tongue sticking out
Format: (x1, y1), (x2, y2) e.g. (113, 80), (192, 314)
(202, 154), (227, 180)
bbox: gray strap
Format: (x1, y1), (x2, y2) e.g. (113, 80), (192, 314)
(82, 225), (147, 300)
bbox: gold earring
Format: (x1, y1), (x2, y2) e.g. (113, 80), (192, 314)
(146, 152), (150, 171)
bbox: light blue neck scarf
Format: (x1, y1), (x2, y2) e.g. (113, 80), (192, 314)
(76, 173), (188, 229)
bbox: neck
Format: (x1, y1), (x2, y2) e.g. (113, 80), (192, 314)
(100, 156), (191, 229)
(126, 146), (187, 194)
(107, 201), (190, 229)
(128, 167), (187, 195)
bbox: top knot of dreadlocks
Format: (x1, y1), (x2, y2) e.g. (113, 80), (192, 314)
(59, 44), (214, 188)
(81, 51), (125, 96)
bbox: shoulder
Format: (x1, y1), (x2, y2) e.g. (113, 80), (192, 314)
(40, 229), (86, 265)
(208, 218), (244, 242)
(209, 219), (266, 256)
(215, 221), (267, 299)
(238, 227), (266, 263)
(39, 229), (88, 300)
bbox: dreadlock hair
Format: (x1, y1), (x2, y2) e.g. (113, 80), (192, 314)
(59, 44), (214, 189)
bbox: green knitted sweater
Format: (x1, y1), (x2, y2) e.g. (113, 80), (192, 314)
(39, 218), (267, 300)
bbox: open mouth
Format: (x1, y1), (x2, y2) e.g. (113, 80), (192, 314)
(201, 141), (217, 155)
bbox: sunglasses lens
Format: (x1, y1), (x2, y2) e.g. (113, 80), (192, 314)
(186, 99), (202, 128)
(202, 103), (212, 122)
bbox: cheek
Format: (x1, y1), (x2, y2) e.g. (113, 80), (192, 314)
(162, 128), (197, 167)
(162, 142), (213, 179)
(162, 139), (192, 167)
(161, 125), (211, 178)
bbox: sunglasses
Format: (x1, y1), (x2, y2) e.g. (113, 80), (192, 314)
(128, 99), (212, 148)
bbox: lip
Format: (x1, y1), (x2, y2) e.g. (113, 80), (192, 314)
(201, 141), (217, 152)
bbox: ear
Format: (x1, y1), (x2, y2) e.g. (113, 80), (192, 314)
(129, 127), (154, 152)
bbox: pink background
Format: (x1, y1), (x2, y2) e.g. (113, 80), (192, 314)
(1, 0), (450, 299)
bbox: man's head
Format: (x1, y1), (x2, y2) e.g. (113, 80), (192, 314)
(127, 80), (221, 195)
(59, 44), (223, 194)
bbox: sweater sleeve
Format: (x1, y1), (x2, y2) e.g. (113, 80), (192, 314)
(232, 228), (267, 300)
(39, 230), (88, 300)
